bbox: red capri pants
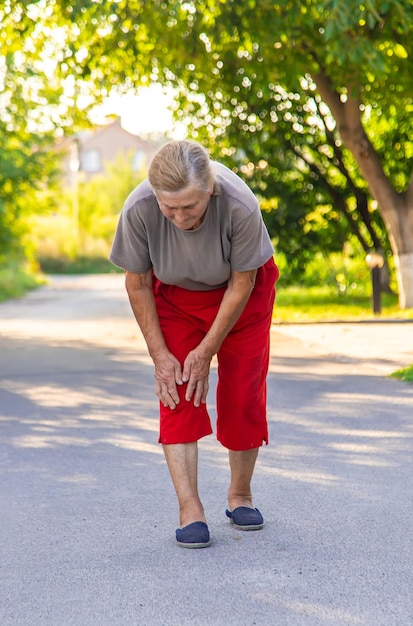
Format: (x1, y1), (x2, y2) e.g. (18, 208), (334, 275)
(152, 257), (279, 451)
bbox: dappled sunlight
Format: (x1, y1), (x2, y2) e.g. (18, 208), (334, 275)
(274, 413), (413, 440)
(2, 405), (160, 450)
(106, 352), (154, 365)
(326, 436), (396, 467)
(0, 318), (140, 347)
(248, 584), (365, 625)
(328, 441), (389, 453)
(2, 381), (129, 408)
(58, 473), (99, 485)
(0, 347), (161, 454)
(101, 434), (162, 455)
(267, 410), (410, 475)
(11, 433), (91, 449)
(264, 364), (413, 498)
(280, 599), (365, 625)
(323, 389), (413, 408)
(6, 413), (160, 450)
(332, 454), (394, 468)
(326, 441), (396, 468)
(272, 324), (413, 370)
(261, 464), (339, 486)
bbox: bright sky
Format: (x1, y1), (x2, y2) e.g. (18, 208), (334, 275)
(92, 84), (187, 139)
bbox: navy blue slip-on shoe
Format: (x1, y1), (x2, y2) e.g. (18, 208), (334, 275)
(225, 507), (264, 530)
(176, 521), (211, 548)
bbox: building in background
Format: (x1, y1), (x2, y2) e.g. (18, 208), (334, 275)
(59, 118), (162, 185)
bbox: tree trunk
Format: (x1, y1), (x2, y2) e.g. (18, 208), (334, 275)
(394, 252), (413, 309)
(314, 72), (413, 308)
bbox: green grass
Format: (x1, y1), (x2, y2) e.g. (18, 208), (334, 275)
(0, 262), (46, 302)
(273, 284), (413, 323)
(389, 366), (413, 383)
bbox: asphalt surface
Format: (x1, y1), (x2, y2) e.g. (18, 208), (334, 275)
(1, 274), (413, 626)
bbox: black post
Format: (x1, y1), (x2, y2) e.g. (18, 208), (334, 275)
(371, 266), (381, 315)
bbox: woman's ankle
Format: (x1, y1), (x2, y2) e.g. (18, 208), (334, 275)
(227, 493), (254, 511)
(178, 497), (207, 527)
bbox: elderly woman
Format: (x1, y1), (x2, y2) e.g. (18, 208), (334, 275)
(110, 140), (278, 548)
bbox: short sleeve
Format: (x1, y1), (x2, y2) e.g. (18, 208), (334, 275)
(229, 209), (274, 271)
(109, 205), (152, 274)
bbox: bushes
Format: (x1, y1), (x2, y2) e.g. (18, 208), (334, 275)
(275, 239), (396, 296)
(32, 153), (144, 273)
(0, 260), (45, 302)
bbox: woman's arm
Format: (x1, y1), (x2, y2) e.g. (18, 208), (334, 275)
(125, 269), (183, 409)
(183, 268), (257, 406)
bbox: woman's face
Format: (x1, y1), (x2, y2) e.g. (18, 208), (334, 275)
(155, 185), (212, 231)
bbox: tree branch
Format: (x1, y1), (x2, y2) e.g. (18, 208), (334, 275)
(288, 142), (372, 252)
(315, 100), (382, 248)
(405, 175), (413, 206)
(312, 70), (401, 213)
(312, 72), (345, 125)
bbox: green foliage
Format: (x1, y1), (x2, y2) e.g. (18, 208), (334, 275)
(12, 0), (404, 278)
(0, 0), (105, 272)
(38, 256), (122, 275)
(2, 0), (413, 300)
(12, 1), (412, 135)
(0, 128), (59, 266)
(0, 2), (68, 268)
(0, 261), (45, 302)
(274, 234), (394, 290)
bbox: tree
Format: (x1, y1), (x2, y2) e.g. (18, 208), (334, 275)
(0, 1), (69, 266)
(193, 82), (391, 284)
(0, 123), (58, 265)
(4, 0), (413, 306)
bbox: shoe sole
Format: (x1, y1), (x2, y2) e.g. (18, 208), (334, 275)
(232, 522), (264, 531)
(177, 540), (211, 549)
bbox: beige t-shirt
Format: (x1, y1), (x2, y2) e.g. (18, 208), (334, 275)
(109, 162), (274, 291)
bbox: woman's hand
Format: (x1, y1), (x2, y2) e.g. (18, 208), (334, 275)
(182, 348), (212, 407)
(154, 351), (183, 410)
(125, 270), (185, 410)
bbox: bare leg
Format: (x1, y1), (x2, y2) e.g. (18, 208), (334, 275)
(228, 447), (259, 511)
(163, 442), (207, 528)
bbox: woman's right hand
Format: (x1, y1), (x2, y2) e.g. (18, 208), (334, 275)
(124, 270), (183, 410)
(153, 351), (184, 409)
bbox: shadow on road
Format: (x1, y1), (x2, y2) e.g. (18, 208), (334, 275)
(1, 312), (413, 624)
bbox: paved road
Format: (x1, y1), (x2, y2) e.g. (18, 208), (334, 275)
(1, 275), (413, 626)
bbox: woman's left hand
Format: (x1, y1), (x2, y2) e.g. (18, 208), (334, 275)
(182, 349), (211, 407)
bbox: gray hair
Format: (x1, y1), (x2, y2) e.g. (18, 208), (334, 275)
(148, 140), (214, 192)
